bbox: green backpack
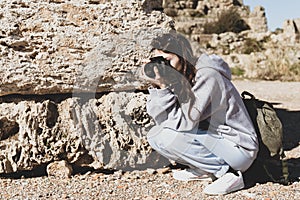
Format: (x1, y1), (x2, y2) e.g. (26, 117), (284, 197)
(241, 91), (289, 184)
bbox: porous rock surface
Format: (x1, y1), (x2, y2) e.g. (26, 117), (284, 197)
(0, 89), (167, 173)
(0, 0), (173, 95)
(0, 0), (172, 173)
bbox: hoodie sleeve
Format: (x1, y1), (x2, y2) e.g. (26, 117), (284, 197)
(146, 86), (193, 131)
(146, 87), (177, 125)
(146, 70), (223, 132)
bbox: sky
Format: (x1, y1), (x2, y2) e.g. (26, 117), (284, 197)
(243, 0), (300, 31)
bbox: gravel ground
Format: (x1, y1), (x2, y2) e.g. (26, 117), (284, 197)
(0, 80), (299, 200)
(0, 168), (299, 200)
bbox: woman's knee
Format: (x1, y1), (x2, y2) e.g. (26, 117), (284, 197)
(147, 127), (183, 152)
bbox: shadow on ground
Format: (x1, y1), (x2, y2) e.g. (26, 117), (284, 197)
(0, 164), (116, 179)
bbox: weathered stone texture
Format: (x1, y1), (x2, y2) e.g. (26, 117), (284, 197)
(0, 0), (173, 96)
(0, 0), (173, 174)
(162, 0), (267, 36)
(0, 91), (163, 173)
(247, 6), (268, 33)
(46, 160), (73, 178)
(283, 18), (300, 43)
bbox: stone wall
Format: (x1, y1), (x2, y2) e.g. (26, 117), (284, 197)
(162, 0), (268, 36)
(283, 18), (300, 43)
(0, 0), (173, 173)
(246, 6), (268, 33)
(0, 0), (173, 96)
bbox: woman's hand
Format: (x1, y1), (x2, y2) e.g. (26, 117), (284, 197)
(139, 60), (167, 89)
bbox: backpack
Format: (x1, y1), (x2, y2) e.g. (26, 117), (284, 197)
(241, 91), (289, 185)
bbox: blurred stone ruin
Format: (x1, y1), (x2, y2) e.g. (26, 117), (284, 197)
(162, 0), (300, 80)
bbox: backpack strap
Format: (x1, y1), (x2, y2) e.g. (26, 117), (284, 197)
(241, 91), (255, 100)
(280, 151), (289, 184)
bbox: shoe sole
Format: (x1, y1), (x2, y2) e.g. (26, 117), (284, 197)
(173, 173), (213, 182)
(203, 175), (244, 195)
(204, 184), (244, 195)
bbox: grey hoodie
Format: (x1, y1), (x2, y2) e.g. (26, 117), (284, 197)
(146, 53), (258, 157)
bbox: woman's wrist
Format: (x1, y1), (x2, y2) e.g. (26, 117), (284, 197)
(151, 82), (167, 89)
(160, 83), (167, 89)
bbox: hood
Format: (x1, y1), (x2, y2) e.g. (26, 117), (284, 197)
(195, 53), (232, 80)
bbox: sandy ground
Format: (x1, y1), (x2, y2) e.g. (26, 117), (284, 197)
(233, 80), (300, 111)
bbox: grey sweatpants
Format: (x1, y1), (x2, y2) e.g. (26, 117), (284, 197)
(147, 126), (256, 178)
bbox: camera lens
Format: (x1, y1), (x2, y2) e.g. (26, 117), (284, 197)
(143, 56), (167, 78)
(144, 62), (156, 78)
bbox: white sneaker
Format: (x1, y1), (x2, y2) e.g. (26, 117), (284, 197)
(203, 171), (244, 195)
(172, 168), (212, 181)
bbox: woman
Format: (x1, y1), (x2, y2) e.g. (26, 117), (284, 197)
(141, 32), (259, 195)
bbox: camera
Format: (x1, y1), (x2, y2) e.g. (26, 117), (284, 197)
(144, 56), (173, 78)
